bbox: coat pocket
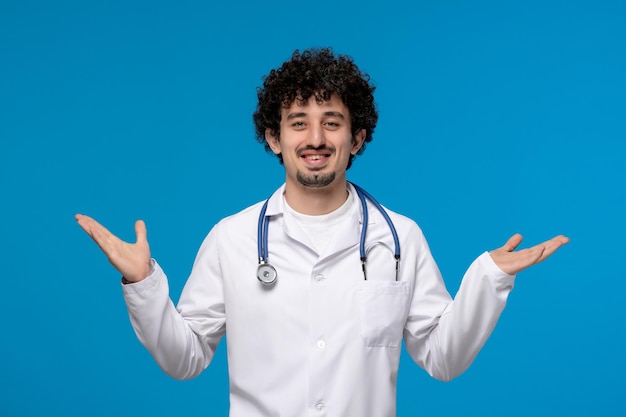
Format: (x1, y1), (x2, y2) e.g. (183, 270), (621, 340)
(357, 280), (411, 347)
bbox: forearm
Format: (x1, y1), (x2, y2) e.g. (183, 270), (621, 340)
(122, 260), (220, 380)
(405, 252), (515, 381)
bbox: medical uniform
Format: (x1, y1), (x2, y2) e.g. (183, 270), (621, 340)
(122, 183), (515, 417)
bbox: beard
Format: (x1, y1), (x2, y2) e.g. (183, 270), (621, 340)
(296, 170), (336, 188)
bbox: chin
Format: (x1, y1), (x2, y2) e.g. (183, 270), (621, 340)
(296, 171), (337, 188)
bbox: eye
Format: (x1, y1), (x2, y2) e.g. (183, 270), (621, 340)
(292, 121), (306, 129)
(324, 121), (341, 129)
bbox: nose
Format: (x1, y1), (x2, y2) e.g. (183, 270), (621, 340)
(307, 123), (326, 148)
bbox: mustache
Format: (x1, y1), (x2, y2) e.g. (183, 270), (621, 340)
(296, 145), (335, 156)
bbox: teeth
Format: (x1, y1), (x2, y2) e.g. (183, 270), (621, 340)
(306, 155), (324, 160)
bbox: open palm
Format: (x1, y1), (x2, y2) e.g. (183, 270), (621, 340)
(490, 233), (569, 275)
(75, 214), (151, 282)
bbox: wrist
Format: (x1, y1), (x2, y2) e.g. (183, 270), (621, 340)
(121, 261), (153, 284)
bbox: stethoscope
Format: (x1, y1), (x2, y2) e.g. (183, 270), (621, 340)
(256, 182), (401, 285)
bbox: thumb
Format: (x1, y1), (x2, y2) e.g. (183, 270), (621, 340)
(135, 220), (148, 244)
(502, 233), (523, 252)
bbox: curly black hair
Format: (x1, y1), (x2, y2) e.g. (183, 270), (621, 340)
(253, 47), (378, 169)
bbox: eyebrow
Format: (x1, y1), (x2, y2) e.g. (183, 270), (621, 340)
(286, 111), (346, 120)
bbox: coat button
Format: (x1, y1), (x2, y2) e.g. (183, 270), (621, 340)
(314, 274), (325, 282)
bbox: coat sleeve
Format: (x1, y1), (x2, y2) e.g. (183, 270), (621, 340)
(403, 225), (515, 381)
(122, 227), (226, 380)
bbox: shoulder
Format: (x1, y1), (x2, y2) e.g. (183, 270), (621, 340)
(213, 199), (266, 236)
(367, 200), (424, 236)
(194, 199), (266, 258)
(209, 184), (285, 237)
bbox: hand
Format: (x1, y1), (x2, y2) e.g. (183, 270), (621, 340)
(75, 214), (152, 282)
(489, 234), (569, 275)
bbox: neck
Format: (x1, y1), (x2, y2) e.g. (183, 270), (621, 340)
(283, 177), (349, 215)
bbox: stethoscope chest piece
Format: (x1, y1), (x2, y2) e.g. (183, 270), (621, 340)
(257, 262), (277, 285)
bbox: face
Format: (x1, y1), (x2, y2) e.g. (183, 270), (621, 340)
(265, 94), (366, 191)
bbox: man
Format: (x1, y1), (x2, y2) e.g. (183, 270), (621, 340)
(76, 48), (568, 416)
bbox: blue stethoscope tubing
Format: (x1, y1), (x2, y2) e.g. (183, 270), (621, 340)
(351, 182), (401, 281)
(256, 182), (401, 285)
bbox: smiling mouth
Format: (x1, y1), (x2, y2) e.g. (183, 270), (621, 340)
(299, 147), (333, 160)
(297, 147), (334, 169)
(302, 154), (330, 161)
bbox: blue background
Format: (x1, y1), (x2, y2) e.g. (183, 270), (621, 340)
(1, 1), (624, 416)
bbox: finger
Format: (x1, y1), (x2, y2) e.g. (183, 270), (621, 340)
(75, 213), (92, 233)
(525, 244), (546, 265)
(509, 245), (546, 273)
(75, 214), (109, 239)
(520, 235), (569, 267)
(75, 214), (119, 252)
(135, 220), (147, 244)
(550, 235), (570, 247)
(536, 235), (570, 262)
(502, 233), (523, 252)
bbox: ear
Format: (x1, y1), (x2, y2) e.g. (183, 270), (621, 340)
(351, 129), (366, 155)
(265, 128), (281, 155)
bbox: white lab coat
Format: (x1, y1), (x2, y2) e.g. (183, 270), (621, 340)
(122, 183), (515, 417)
